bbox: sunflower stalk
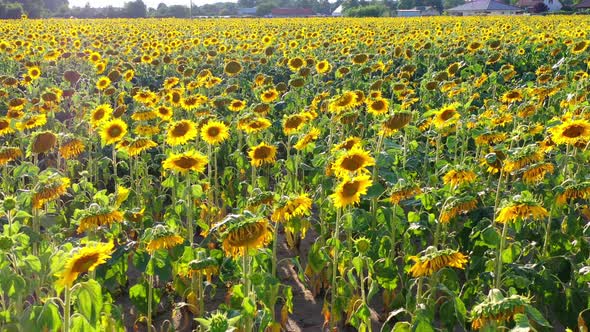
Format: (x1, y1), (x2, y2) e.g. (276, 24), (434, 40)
(542, 204), (555, 257)
(147, 273), (154, 332)
(186, 175), (194, 246)
(495, 220), (509, 289)
(63, 285), (71, 332)
(330, 207), (342, 331)
(370, 132), (385, 226)
(243, 250), (254, 332)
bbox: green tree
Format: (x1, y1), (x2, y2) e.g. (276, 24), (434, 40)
(443, 0), (464, 9)
(124, 0), (147, 17)
(398, 0), (414, 9)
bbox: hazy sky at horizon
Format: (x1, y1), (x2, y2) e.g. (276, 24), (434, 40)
(68, 0), (237, 9)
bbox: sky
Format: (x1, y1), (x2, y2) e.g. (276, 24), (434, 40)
(68, 0), (236, 8)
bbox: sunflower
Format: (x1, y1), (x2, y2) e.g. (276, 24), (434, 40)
(390, 181), (422, 205)
(549, 119), (590, 146)
(471, 290), (530, 330)
(162, 150), (208, 174)
(271, 194), (313, 222)
(503, 145), (544, 173)
(120, 138), (157, 157)
(166, 120), (197, 146)
(220, 214), (271, 257)
(440, 195), (478, 223)
(59, 139), (85, 159)
(77, 207), (124, 233)
(294, 127), (321, 151)
(155, 106), (173, 121)
(330, 175), (372, 208)
(433, 104), (460, 129)
(29, 131), (57, 154)
(328, 91), (358, 114)
(556, 181), (590, 206)
(501, 89), (523, 104)
(201, 120), (230, 145)
(282, 114), (307, 135)
(316, 60), (332, 74)
(184, 257), (219, 283)
(332, 147), (375, 178)
(474, 132), (507, 146)
(288, 57), (306, 72)
(248, 142), (277, 167)
(131, 109), (157, 121)
(496, 196), (548, 224)
(163, 77), (180, 90)
(16, 114), (47, 131)
(571, 40), (588, 54)
(0, 147), (22, 166)
(522, 163), (554, 185)
(366, 97), (390, 116)
(134, 125), (160, 136)
(123, 69), (134, 82)
(381, 112), (412, 136)
(442, 168), (477, 188)
(182, 94), (207, 110)
(100, 119), (128, 146)
(228, 99), (246, 112)
(28, 66), (41, 80)
(32, 176), (70, 209)
(96, 76), (111, 91)
(0, 117), (15, 136)
(408, 247), (468, 277)
(135, 90), (158, 105)
(90, 104), (113, 128)
(56, 241), (114, 288)
(260, 88), (279, 103)
(146, 229), (184, 254)
(224, 60), (242, 76)
(238, 117), (272, 134)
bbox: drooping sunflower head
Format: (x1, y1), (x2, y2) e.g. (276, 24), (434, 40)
(442, 167), (477, 188)
(330, 174), (373, 208)
(555, 180), (590, 206)
(496, 192), (548, 224)
(100, 118), (128, 146)
(224, 60), (243, 76)
(381, 111), (412, 136)
(332, 147), (375, 178)
(59, 137), (85, 160)
(201, 120), (230, 145)
(162, 150), (209, 174)
(75, 205), (124, 233)
(143, 224), (185, 254)
(219, 212), (271, 258)
(390, 180), (422, 205)
(56, 241), (115, 288)
(248, 142), (277, 167)
(332, 136), (362, 152)
(0, 147), (22, 166)
(471, 289), (531, 330)
(271, 193), (313, 222)
(503, 144), (543, 173)
(238, 116), (272, 134)
(440, 194), (478, 224)
(408, 246), (468, 277)
(166, 120), (197, 146)
(119, 137), (157, 157)
(33, 172), (70, 209)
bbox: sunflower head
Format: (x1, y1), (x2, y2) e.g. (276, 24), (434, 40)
(201, 120), (230, 145)
(218, 211), (271, 258)
(143, 224), (184, 254)
(166, 120), (198, 146)
(471, 289), (531, 330)
(162, 150), (209, 174)
(56, 241), (115, 288)
(248, 142), (277, 167)
(408, 246), (468, 277)
(100, 119), (128, 146)
(330, 175), (373, 208)
(496, 191), (548, 224)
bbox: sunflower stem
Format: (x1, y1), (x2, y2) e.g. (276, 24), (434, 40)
(542, 204), (555, 257)
(243, 250), (253, 332)
(330, 208), (342, 331)
(492, 168), (505, 228)
(495, 221), (509, 289)
(63, 285), (71, 332)
(147, 273), (153, 332)
(186, 175), (193, 246)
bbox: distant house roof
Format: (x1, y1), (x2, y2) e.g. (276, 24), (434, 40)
(271, 7), (315, 16)
(516, 0), (541, 7)
(575, 0), (590, 8)
(332, 4), (343, 15)
(448, 0), (523, 11)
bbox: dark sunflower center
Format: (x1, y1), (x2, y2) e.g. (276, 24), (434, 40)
(108, 125), (123, 138)
(563, 124), (585, 138)
(71, 253), (101, 273)
(285, 116), (303, 129)
(290, 58), (303, 68)
(0, 121), (9, 130)
(371, 100), (385, 111)
(174, 156), (198, 169)
(253, 146), (271, 159)
(340, 155), (364, 171)
(171, 93), (181, 103)
(93, 110), (105, 121)
(342, 181), (361, 197)
(171, 122), (190, 137)
(207, 126), (221, 137)
(440, 109), (455, 121)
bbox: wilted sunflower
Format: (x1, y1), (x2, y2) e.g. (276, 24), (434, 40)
(440, 195), (478, 223)
(294, 127), (321, 151)
(549, 119), (590, 146)
(471, 289), (530, 330)
(442, 168), (477, 188)
(162, 150), (208, 174)
(59, 138), (85, 159)
(248, 142), (277, 167)
(390, 181), (422, 205)
(433, 104), (460, 129)
(260, 88), (279, 103)
(76, 206), (124, 233)
(0, 147), (22, 166)
(332, 136), (362, 152)
(166, 120), (198, 146)
(503, 145), (543, 173)
(100, 119), (128, 146)
(496, 194), (548, 224)
(145, 225), (184, 254)
(332, 147), (375, 178)
(224, 60), (242, 76)
(330, 175), (372, 208)
(131, 109), (158, 122)
(381, 112), (412, 136)
(29, 131), (57, 154)
(201, 120), (230, 145)
(408, 247), (468, 277)
(556, 181), (590, 206)
(0, 117), (14, 136)
(120, 138), (157, 157)
(220, 213), (271, 257)
(56, 241), (114, 287)
(33, 175), (70, 209)
(271, 194), (313, 222)
(522, 162), (554, 184)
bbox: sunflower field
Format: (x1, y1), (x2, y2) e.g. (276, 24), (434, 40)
(0, 15), (590, 332)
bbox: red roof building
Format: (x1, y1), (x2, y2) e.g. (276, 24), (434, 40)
(270, 8), (315, 17)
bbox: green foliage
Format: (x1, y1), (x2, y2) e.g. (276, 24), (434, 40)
(344, 4), (389, 16)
